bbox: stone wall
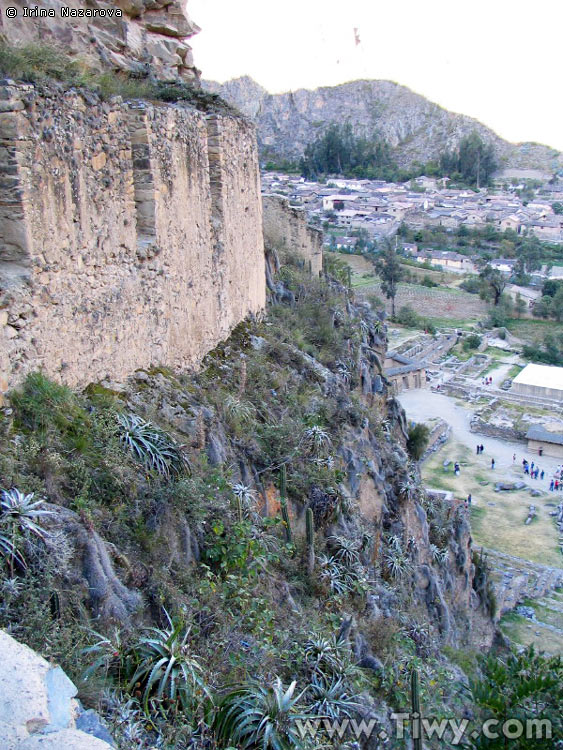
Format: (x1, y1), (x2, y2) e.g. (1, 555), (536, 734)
(0, 83), (266, 396)
(0, 0), (200, 82)
(262, 194), (323, 276)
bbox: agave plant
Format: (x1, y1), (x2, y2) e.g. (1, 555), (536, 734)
(224, 395), (255, 425)
(318, 554), (367, 597)
(303, 635), (345, 675)
(82, 627), (129, 684)
(302, 425), (332, 456)
(212, 677), (311, 750)
(127, 610), (209, 714)
(430, 544), (449, 566)
(231, 483), (256, 523)
(328, 536), (362, 568)
(306, 673), (360, 720)
(117, 413), (189, 478)
(383, 547), (409, 580)
(0, 489), (53, 572)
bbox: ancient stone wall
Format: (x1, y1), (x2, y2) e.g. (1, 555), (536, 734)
(0, 83), (265, 396)
(262, 194), (323, 276)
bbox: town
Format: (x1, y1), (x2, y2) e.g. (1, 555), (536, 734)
(262, 167), (563, 278)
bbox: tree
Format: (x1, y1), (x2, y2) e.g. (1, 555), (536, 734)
(469, 646), (562, 750)
(532, 295), (552, 319)
(542, 279), (563, 297)
(374, 241), (404, 317)
(479, 265), (507, 305)
(514, 292), (527, 318)
(550, 286), (563, 322)
(439, 132), (497, 187)
(552, 201), (563, 215)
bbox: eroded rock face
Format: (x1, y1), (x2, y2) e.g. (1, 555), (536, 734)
(0, 0), (200, 82)
(205, 76), (562, 172)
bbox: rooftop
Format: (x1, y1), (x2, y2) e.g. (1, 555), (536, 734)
(513, 363), (563, 391)
(526, 424), (563, 446)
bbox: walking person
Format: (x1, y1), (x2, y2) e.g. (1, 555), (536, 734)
(513, 453), (516, 463)
(555, 479), (559, 491)
(476, 444), (480, 455)
(467, 494), (472, 506)
(480, 444), (484, 454)
(550, 479), (555, 492)
(491, 458), (495, 470)
(540, 470), (545, 481)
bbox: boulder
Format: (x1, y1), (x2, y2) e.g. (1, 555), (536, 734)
(0, 630), (114, 749)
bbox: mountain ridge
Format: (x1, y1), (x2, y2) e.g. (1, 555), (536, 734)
(204, 75), (562, 174)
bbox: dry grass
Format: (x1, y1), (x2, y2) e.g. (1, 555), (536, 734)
(423, 439), (562, 567)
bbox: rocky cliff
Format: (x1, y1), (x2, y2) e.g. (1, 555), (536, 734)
(0, 0), (200, 82)
(205, 76), (562, 173)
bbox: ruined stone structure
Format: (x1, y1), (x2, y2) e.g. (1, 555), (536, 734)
(0, 0), (200, 82)
(384, 351), (428, 394)
(0, 82), (266, 396)
(262, 194), (323, 276)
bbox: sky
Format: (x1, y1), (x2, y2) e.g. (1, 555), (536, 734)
(188, 0), (563, 151)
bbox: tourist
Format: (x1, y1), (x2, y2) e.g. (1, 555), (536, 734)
(540, 470), (545, 481)
(480, 444), (484, 454)
(491, 458), (495, 470)
(539, 448), (543, 457)
(467, 494), (472, 506)
(454, 462), (460, 476)
(476, 444), (480, 455)
(513, 453), (516, 463)
(531, 462), (535, 473)
(550, 479), (555, 491)
(556, 479), (559, 491)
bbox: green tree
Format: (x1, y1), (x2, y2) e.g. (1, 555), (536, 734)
(479, 265), (507, 305)
(552, 201), (563, 214)
(469, 646), (562, 750)
(374, 241), (404, 317)
(514, 292), (527, 318)
(550, 285), (563, 322)
(532, 295), (552, 319)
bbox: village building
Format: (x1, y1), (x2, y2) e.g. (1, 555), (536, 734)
(512, 363), (563, 401)
(526, 425), (563, 459)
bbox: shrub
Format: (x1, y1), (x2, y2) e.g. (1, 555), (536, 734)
(460, 277), (483, 295)
(462, 333), (482, 351)
(396, 305), (420, 327)
(406, 423), (430, 460)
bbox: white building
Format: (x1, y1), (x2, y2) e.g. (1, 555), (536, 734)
(512, 363), (563, 401)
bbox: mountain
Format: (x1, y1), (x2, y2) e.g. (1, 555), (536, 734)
(204, 76), (562, 174)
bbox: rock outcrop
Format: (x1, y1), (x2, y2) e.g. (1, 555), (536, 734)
(0, 0), (200, 82)
(0, 629), (113, 749)
(205, 76), (562, 173)
(0, 81), (265, 396)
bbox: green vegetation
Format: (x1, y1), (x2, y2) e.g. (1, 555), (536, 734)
(373, 240), (404, 316)
(407, 423), (430, 460)
(395, 305), (437, 334)
(0, 40), (234, 113)
(439, 132), (498, 187)
(469, 646), (562, 749)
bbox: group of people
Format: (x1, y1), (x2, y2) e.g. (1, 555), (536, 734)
(549, 465), (563, 491)
(523, 459), (544, 480)
(481, 377), (494, 386)
(475, 444), (495, 468)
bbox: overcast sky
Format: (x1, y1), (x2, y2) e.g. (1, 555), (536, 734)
(189, 0), (563, 151)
